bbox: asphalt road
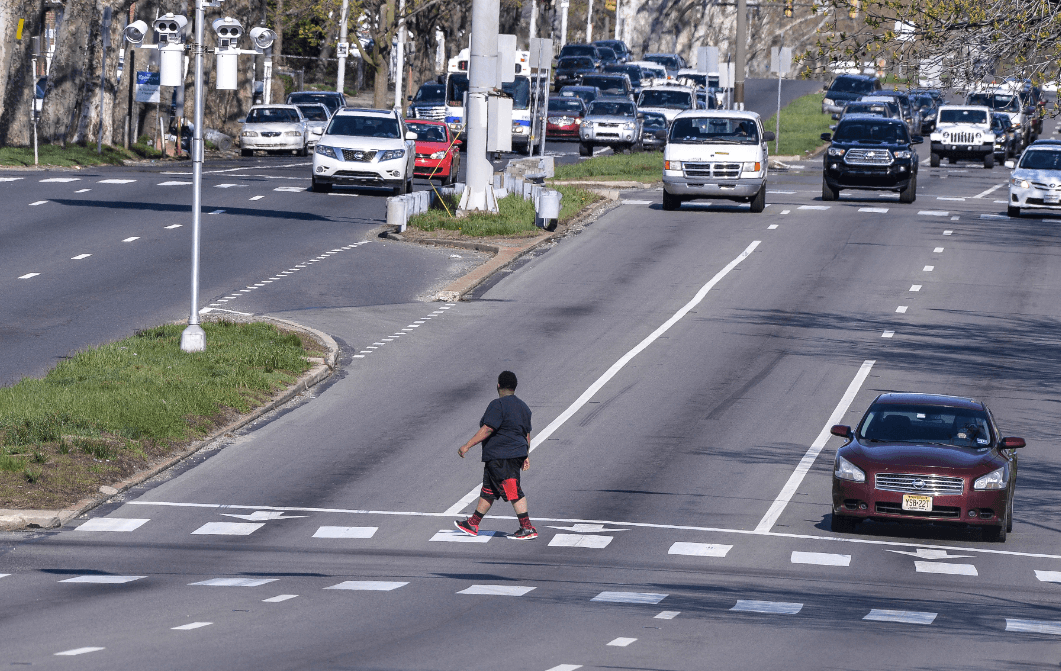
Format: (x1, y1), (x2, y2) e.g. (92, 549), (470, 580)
(3, 106), (1061, 669)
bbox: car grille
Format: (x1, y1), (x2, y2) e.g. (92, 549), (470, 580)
(261, 131), (281, 138)
(875, 502), (962, 518)
(411, 105), (445, 120)
(596, 122), (621, 128)
(844, 148), (893, 166)
(875, 473), (964, 496)
(683, 162), (741, 179)
(944, 131), (977, 144)
(549, 117), (575, 125)
(333, 170), (381, 180)
(341, 149), (377, 162)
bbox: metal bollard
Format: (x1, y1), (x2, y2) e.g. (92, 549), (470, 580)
(386, 196), (408, 233)
(536, 189), (562, 231)
(522, 181), (534, 200)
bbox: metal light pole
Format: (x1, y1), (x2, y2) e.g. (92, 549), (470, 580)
(614, 0), (621, 39)
(586, 0), (593, 42)
(734, 0), (746, 110)
(97, 7), (112, 155)
(457, 0), (500, 213)
(179, 0), (207, 353)
(394, 0), (405, 110)
(336, 0), (349, 93)
(529, 0), (537, 42)
(559, 0), (569, 48)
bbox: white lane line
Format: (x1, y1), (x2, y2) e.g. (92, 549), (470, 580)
(768, 190), (796, 194)
(994, 199), (1007, 204)
(549, 534), (612, 548)
(754, 359), (875, 532)
(973, 183), (1005, 199)
(791, 551), (850, 566)
(75, 188), (91, 193)
(191, 577), (278, 587)
(60, 575), (145, 583)
(915, 561), (977, 576)
(429, 529), (501, 543)
(950, 215), (960, 220)
(799, 205), (830, 210)
(864, 609), (936, 625)
(933, 247), (944, 253)
(215, 183), (239, 188)
(592, 592), (667, 605)
(274, 186), (305, 192)
(165, 224), (182, 229)
(209, 209), (226, 214)
(768, 224), (778, 229)
(623, 199), (654, 205)
(55, 647), (105, 656)
(655, 611), (680, 619)
(250, 195), (264, 200)
(76, 518), (148, 532)
(41, 177), (80, 182)
(918, 210), (949, 216)
(18, 273), (40, 279)
(943, 230), (953, 235)
(99, 179), (136, 184)
(1035, 570), (1061, 583)
(981, 213), (1010, 220)
(457, 585), (536, 596)
(172, 622), (212, 630)
(923, 265), (934, 271)
(882, 331), (894, 338)
(0, 574), (8, 578)
(0, 177), (24, 181)
(545, 666), (582, 671)
(313, 526), (377, 538)
(122, 237), (139, 242)
(1006, 619), (1061, 635)
(325, 581), (408, 591)
(896, 306), (908, 313)
(780, 209), (790, 215)
(444, 240), (762, 516)
(910, 285), (922, 291)
(859, 207), (889, 213)
(607, 638), (637, 647)
(71, 253), (92, 260)
(937, 196), (965, 201)
(29, 200), (48, 206)
(191, 522), (264, 535)
(732, 600), (802, 615)
(158, 180), (192, 186)
(263, 594), (298, 602)
(669, 542), (731, 557)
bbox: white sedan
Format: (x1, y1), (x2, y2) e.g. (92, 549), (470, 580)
(240, 105), (307, 157)
(1007, 140), (1061, 217)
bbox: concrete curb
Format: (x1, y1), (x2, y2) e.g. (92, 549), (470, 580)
(0, 316), (340, 532)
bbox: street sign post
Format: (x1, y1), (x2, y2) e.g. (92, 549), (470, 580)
(770, 46), (792, 154)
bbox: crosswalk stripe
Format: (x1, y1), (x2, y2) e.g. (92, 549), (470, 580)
(98, 179), (136, 184)
(731, 600), (802, 614)
(190, 577), (277, 587)
(60, 575), (145, 583)
(324, 581), (407, 591)
(1006, 619), (1061, 635)
(312, 526), (377, 539)
(791, 551), (851, 566)
(549, 533), (612, 548)
(607, 637), (637, 647)
(592, 591), (667, 605)
(457, 585), (536, 596)
(1035, 570), (1061, 583)
(191, 522), (263, 535)
(669, 542), (731, 557)
(915, 561), (977, 576)
(172, 622), (212, 630)
(263, 594), (298, 602)
(76, 518), (149, 532)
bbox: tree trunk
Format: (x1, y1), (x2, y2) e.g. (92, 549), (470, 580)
(0, 0), (44, 146)
(372, 0), (396, 110)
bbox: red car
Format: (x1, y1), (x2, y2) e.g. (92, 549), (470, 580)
(546, 96), (587, 140)
(406, 120), (460, 184)
(830, 393), (1024, 542)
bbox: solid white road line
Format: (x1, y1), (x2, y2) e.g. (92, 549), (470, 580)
(263, 594), (298, 602)
(1007, 619), (1061, 635)
(896, 306), (908, 313)
(755, 359), (875, 532)
(973, 183), (1005, 199)
(55, 647), (105, 656)
(312, 526), (377, 539)
(549, 534), (612, 548)
(592, 592), (667, 605)
(864, 609), (936, 625)
(923, 265), (934, 271)
(858, 207), (889, 213)
(71, 253), (92, 260)
(731, 600), (802, 615)
(910, 285), (922, 292)
(325, 581), (408, 591)
(190, 578), (277, 587)
(76, 518), (148, 532)
(669, 542), (731, 557)
(444, 240), (762, 516)
(934, 247), (944, 253)
(915, 561), (977, 576)
(191, 522), (264, 535)
(457, 585), (536, 596)
(29, 200), (47, 206)
(172, 622), (212, 630)
(18, 273), (40, 279)
(918, 210), (948, 216)
(1035, 570), (1061, 583)
(60, 575), (145, 583)
(791, 551), (850, 566)
(655, 611), (680, 619)
(607, 638), (637, 647)
(882, 331), (895, 338)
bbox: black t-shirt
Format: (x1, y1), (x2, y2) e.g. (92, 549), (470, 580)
(480, 395), (532, 461)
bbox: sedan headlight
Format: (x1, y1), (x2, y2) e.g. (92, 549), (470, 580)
(429, 150), (447, 159)
(285, 130), (302, 137)
(973, 466), (1007, 490)
(241, 130), (258, 137)
(827, 147), (846, 157)
(894, 150), (912, 159)
(315, 144), (340, 159)
(665, 160), (681, 171)
(834, 455), (866, 483)
(742, 161), (761, 172)
(943, 132), (949, 141)
(623, 121), (636, 130)
(378, 149), (406, 161)
(1012, 177), (1031, 188)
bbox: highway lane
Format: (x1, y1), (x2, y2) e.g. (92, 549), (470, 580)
(4, 128), (1061, 669)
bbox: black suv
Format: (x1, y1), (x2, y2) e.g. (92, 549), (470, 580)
(554, 56), (598, 91)
(820, 115), (922, 203)
(822, 74), (881, 114)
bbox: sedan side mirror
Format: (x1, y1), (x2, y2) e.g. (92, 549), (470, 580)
(911, 135), (924, 144)
(831, 425), (852, 438)
(820, 132), (832, 142)
(1000, 437), (1026, 449)
(405, 131), (418, 140)
(1005, 160), (1015, 169)
(763, 131), (775, 142)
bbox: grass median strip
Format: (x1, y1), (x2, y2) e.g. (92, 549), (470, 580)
(552, 150), (664, 183)
(0, 321), (318, 509)
(408, 185), (600, 237)
(763, 92), (832, 157)
(0, 142), (164, 167)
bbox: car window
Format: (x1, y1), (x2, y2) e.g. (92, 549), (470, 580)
(559, 56), (595, 69)
(587, 101), (635, 117)
(446, 73), (469, 106)
(406, 122), (447, 142)
(414, 84), (445, 103)
(829, 77), (874, 94)
(646, 55), (679, 70)
(501, 77), (531, 110)
(833, 120), (907, 143)
(670, 117), (759, 144)
(327, 115), (401, 138)
(297, 105), (329, 121)
(560, 87), (598, 104)
(1019, 150), (1061, 170)
(641, 113), (667, 130)
(582, 76), (626, 93)
(858, 404), (994, 448)
(548, 98), (584, 114)
(246, 108), (301, 123)
(561, 45), (596, 58)
(639, 90), (693, 108)
(967, 93), (1021, 112)
(287, 93), (340, 113)
(939, 108), (987, 124)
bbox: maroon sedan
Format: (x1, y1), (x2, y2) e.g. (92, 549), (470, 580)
(830, 393), (1024, 542)
(546, 96), (587, 140)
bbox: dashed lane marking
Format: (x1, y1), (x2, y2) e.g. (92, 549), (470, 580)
(215, 183), (239, 188)
(792, 551), (850, 566)
(29, 200), (47, 206)
(798, 205), (830, 210)
(0, 574), (9, 579)
(545, 666), (582, 671)
(864, 609), (936, 625)
(882, 331), (895, 338)
(274, 186), (305, 192)
(18, 273), (39, 279)
(165, 224), (181, 229)
(655, 611), (680, 619)
(158, 181), (192, 186)
(76, 518), (148, 532)
(549, 534), (612, 548)
(99, 179), (136, 184)
(896, 306), (908, 313)
(950, 215), (960, 220)
(592, 592), (667, 605)
(937, 196), (965, 201)
(859, 207), (889, 213)
(918, 210), (948, 216)
(923, 265), (934, 271)
(1006, 619), (1061, 635)
(915, 561), (977, 576)
(263, 594), (298, 602)
(780, 209), (790, 215)
(191, 577), (278, 587)
(325, 581), (408, 591)
(312, 526), (377, 539)
(250, 195), (264, 200)
(668, 542), (731, 557)
(1034, 570), (1061, 583)
(623, 199), (654, 205)
(40, 177), (79, 182)
(910, 285), (922, 291)
(191, 522), (264, 536)
(71, 253), (92, 260)
(981, 213), (1010, 220)
(172, 622), (212, 630)
(55, 647), (105, 656)
(208, 209), (226, 215)
(768, 224), (778, 229)
(943, 230), (953, 235)
(607, 638), (637, 647)
(768, 190), (796, 194)
(122, 237), (139, 242)
(60, 575), (145, 583)
(731, 600), (802, 615)
(0, 177), (24, 181)
(457, 585), (536, 596)
(934, 247), (944, 253)
(75, 188), (90, 193)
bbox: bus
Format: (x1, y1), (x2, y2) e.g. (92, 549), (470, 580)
(445, 48), (534, 154)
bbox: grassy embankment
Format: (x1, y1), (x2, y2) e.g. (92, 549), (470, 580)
(552, 150), (665, 183)
(0, 139), (164, 167)
(408, 185), (601, 237)
(763, 92), (833, 156)
(0, 321), (320, 509)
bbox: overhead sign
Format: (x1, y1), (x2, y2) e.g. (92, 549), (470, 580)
(135, 71), (160, 103)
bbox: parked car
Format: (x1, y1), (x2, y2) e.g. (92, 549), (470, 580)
(592, 39), (631, 63)
(286, 90), (346, 115)
(638, 111), (668, 151)
(407, 81), (446, 120)
(558, 85), (602, 107)
(554, 56), (598, 91)
(991, 112), (1019, 161)
(579, 73), (634, 99)
(929, 105), (995, 168)
(823, 74), (881, 114)
(643, 53), (687, 77)
(830, 392), (1024, 542)
(579, 96), (642, 156)
(294, 103), (331, 148)
(662, 110), (773, 212)
(1006, 138), (1061, 217)
(310, 107), (416, 194)
(405, 119), (460, 185)
(820, 114), (921, 203)
(240, 105), (308, 156)
(546, 96), (587, 140)
(637, 85), (696, 123)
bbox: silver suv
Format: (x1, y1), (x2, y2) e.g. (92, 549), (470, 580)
(578, 96), (642, 157)
(311, 108), (417, 195)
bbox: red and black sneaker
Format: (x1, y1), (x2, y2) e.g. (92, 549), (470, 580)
(454, 518), (479, 536)
(509, 527), (538, 540)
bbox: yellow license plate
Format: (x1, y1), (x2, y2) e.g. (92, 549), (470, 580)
(902, 494), (933, 512)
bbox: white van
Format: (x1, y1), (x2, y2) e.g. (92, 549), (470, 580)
(662, 110), (774, 211)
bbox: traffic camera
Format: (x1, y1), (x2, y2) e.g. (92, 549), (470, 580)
(249, 27), (276, 53)
(123, 20), (149, 45)
(153, 13), (188, 44)
(153, 13), (188, 87)
(212, 17), (243, 89)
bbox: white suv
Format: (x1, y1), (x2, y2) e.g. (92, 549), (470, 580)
(930, 106), (994, 168)
(311, 108), (417, 194)
(1006, 139), (1061, 217)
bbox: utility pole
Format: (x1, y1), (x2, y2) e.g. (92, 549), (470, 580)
(614, 0), (621, 40)
(457, 0), (500, 213)
(559, 0), (569, 48)
(97, 6), (112, 154)
(336, 0), (349, 93)
(586, 0), (593, 42)
(529, 0), (537, 42)
(734, 0), (746, 110)
(395, 0), (405, 110)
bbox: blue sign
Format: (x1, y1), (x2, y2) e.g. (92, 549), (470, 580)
(135, 71), (160, 103)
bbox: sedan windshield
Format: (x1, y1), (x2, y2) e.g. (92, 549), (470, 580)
(641, 112), (667, 130)
(413, 84), (445, 103)
(287, 93), (341, 113)
(646, 55), (680, 71)
(246, 108), (300, 124)
(843, 104), (887, 117)
(297, 105), (329, 121)
(587, 101), (635, 117)
(967, 93), (1021, 112)
(670, 116), (759, 144)
(558, 57), (595, 70)
(549, 98), (584, 114)
(561, 45), (597, 58)
(582, 76), (627, 94)
(939, 108), (987, 124)
(405, 122), (447, 142)
(833, 120), (907, 143)
(829, 78), (874, 94)
(327, 115), (400, 138)
(1019, 150), (1061, 170)
(857, 404), (994, 448)
(639, 90), (692, 109)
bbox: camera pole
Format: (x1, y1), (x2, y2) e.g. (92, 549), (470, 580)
(179, 0), (207, 352)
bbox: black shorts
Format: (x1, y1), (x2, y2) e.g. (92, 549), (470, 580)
(481, 458), (526, 502)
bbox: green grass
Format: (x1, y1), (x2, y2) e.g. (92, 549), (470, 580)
(409, 185), (600, 237)
(0, 142), (155, 167)
(552, 150), (664, 182)
(762, 92), (833, 156)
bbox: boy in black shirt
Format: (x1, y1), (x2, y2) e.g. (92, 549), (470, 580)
(455, 371), (537, 539)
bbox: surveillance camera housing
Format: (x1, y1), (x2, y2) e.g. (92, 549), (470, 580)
(123, 19), (149, 45)
(212, 17), (243, 49)
(249, 26), (276, 52)
(153, 13), (188, 45)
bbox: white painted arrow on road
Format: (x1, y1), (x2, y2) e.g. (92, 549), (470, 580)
(887, 548), (974, 560)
